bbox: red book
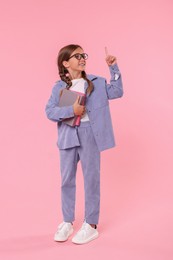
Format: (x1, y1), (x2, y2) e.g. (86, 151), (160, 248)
(58, 88), (86, 127)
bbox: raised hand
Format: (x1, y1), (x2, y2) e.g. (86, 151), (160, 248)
(105, 47), (117, 66)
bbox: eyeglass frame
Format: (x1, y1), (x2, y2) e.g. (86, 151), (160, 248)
(68, 53), (88, 60)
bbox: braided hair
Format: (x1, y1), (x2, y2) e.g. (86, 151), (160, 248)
(57, 44), (94, 95)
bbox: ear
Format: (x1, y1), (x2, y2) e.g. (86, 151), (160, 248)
(62, 60), (69, 69)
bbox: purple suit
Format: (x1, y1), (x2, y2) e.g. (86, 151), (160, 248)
(45, 64), (123, 224)
(45, 64), (123, 151)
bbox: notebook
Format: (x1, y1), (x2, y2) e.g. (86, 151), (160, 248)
(58, 88), (86, 126)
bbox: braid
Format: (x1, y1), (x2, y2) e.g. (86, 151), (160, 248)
(59, 66), (72, 89)
(82, 71), (94, 95)
(59, 68), (94, 94)
(57, 44), (94, 93)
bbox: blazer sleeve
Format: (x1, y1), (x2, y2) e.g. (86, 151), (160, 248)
(45, 82), (74, 122)
(105, 64), (124, 100)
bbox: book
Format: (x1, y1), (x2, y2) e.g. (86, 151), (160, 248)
(58, 88), (86, 127)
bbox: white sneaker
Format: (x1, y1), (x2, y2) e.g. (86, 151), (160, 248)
(54, 222), (74, 242)
(72, 222), (99, 244)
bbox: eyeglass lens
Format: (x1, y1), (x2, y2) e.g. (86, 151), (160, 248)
(75, 53), (88, 60)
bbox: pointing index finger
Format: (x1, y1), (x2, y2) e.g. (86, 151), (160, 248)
(105, 46), (109, 57)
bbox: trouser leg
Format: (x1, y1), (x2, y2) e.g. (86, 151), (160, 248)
(77, 124), (100, 225)
(59, 147), (79, 222)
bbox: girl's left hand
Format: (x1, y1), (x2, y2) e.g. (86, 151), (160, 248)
(105, 47), (117, 66)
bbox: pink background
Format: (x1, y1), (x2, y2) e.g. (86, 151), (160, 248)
(0, 0), (173, 259)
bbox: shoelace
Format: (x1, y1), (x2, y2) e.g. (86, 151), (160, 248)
(57, 222), (71, 233)
(77, 222), (89, 234)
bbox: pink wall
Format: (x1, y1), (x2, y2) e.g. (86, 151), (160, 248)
(0, 0), (173, 259)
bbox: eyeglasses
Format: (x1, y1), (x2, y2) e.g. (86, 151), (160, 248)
(68, 53), (88, 60)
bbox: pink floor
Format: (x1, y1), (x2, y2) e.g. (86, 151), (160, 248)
(1, 153), (173, 260)
(0, 206), (172, 260)
(1, 0), (173, 259)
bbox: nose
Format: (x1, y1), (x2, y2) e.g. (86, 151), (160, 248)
(80, 55), (85, 60)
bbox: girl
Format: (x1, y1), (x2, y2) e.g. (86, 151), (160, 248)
(45, 44), (123, 244)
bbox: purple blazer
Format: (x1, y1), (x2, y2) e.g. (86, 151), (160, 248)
(45, 64), (123, 152)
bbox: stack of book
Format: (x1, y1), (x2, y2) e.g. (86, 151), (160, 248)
(58, 88), (86, 127)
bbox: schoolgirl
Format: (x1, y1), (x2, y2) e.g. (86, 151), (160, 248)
(45, 44), (123, 244)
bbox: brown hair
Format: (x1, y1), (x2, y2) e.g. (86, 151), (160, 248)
(57, 44), (94, 95)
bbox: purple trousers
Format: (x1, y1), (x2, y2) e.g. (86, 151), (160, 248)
(59, 121), (100, 225)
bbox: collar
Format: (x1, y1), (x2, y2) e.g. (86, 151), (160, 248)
(59, 74), (97, 87)
(87, 74), (98, 81)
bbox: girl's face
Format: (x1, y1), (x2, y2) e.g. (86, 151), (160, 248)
(63, 47), (87, 74)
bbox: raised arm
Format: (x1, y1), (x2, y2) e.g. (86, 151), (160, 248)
(105, 47), (123, 100)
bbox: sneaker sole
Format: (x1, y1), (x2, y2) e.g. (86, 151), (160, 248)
(54, 228), (74, 242)
(72, 232), (99, 245)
